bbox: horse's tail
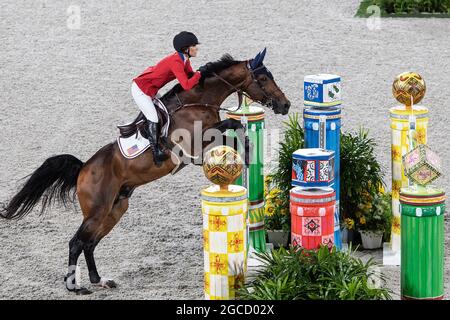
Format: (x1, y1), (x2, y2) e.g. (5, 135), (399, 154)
(0, 154), (84, 220)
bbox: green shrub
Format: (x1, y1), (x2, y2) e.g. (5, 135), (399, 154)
(238, 246), (392, 300)
(340, 128), (385, 225)
(356, 0), (450, 16)
(269, 113), (305, 230)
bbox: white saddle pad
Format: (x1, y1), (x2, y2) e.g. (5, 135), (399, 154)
(117, 130), (151, 159)
(117, 97), (170, 160)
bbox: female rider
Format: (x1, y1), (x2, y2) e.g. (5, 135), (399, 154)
(132, 31), (202, 164)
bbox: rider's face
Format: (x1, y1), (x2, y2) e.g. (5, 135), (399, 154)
(188, 45), (198, 57)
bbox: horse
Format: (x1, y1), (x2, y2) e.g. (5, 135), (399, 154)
(0, 48), (290, 295)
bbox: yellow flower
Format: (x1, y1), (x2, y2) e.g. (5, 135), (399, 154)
(264, 175), (272, 196)
(265, 205), (275, 217)
(359, 217), (366, 225)
(392, 146), (402, 161)
(392, 181), (401, 198)
(264, 175), (273, 184)
(362, 202), (372, 210)
(415, 128), (427, 145)
(392, 216), (401, 234)
(269, 188), (281, 198)
(345, 218), (355, 230)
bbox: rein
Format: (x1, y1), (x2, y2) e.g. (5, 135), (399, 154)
(170, 61), (272, 115)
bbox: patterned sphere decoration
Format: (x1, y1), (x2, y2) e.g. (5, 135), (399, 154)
(203, 145), (243, 187)
(392, 72), (426, 107)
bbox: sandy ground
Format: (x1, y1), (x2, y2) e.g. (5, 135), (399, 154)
(0, 0), (449, 300)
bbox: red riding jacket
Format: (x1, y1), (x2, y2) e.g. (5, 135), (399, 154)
(133, 52), (201, 97)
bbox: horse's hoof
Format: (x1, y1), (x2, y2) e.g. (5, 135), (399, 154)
(93, 278), (117, 289)
(64, 275), (92, 294)
(104, 280), (117, 289)
(75, 287), (93, 295)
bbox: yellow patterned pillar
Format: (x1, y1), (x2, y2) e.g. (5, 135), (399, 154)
(201, 185), (247, 300)
(390, 106), (428, 252)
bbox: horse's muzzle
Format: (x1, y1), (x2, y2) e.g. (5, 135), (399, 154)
(273, 100), (291, 115)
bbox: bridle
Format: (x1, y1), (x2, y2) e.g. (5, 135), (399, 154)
(211, 61), (275, 111)
(171, 60), (275, 114)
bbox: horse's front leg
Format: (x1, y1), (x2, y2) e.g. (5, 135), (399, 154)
(203, 119), (251, 165)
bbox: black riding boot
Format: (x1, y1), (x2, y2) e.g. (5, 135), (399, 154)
(147, 121), (168, 165)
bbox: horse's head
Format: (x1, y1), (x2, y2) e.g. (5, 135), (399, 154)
(243, 48), (291, 115)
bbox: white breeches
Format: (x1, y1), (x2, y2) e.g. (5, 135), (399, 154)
(131, 81), (158, 123)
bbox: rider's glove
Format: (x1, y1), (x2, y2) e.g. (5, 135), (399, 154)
(198, 65), (208, 78)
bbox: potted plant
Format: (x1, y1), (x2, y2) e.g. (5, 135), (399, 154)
(265, 212), (289, 248)
(356, 192), (392, 250)
(341, 218), (356, 244)
(340, 128), (385, 245)
(264, 177), (289, 248)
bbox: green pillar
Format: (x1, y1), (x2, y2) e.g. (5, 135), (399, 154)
(227, 105), (266, 253)
(400, 186), (445, 300)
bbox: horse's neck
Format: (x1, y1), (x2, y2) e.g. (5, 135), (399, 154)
(200, 81), (238, 106)
(181, 74), (244, 107)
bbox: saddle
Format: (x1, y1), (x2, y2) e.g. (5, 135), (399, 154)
(117, 112), (148, 138)
(117, 98), (170, 140)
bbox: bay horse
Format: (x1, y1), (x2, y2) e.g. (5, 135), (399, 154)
(0, 48), (290, 294)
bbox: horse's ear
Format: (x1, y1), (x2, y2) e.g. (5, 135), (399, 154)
(259, 47), (267, 63)
(250, 48), (267, 69)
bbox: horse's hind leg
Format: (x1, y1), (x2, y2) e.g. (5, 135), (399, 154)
(65, 227), (92, 295)
(66, 215), (108, 294)
(84, 197), (129, 289)
(65, 183), (120, 294)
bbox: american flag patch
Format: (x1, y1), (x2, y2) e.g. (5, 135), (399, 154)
(127, 144), (139, 155)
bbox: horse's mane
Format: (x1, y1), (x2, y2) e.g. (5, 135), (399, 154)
(162, 54), (242, 101)
(199, 53), (242, 79)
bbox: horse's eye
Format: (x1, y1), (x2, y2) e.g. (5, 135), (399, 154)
(260, 75), (268, 82)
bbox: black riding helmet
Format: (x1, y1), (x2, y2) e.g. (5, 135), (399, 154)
(173, 31), (200, 54)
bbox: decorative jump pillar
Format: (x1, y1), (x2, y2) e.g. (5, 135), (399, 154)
(389, 106), (428, 253)
(227, 106), (266, 253)
(385, 72), (429, 265)
(201, 145), (247, 300)
(400, 186), (445, 300)
(201, 185), (248, 300)
(290, 186), (336, 250)
(303, 74), (342, 250)
(303, 106), (342, 250)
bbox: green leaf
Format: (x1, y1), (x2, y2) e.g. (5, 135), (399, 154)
(237, 246), (392, 300)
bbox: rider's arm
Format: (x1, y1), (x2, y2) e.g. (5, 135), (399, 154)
(170, 59), (201, 91)
(185, 59), (194, 74)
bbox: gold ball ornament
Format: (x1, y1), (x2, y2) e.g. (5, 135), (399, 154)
(392, 72), (426, 107)
(203, 145), (243, 188)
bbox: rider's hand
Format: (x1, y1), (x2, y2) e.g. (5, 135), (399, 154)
(198, 65), (208, 78)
